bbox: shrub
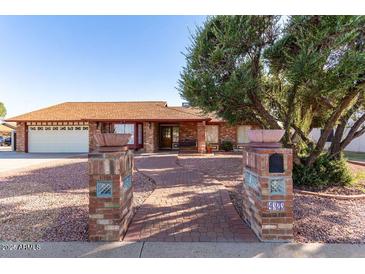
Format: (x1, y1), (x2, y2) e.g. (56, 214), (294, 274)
(220, 140), (233, 151)
(293, 153), (352, 190)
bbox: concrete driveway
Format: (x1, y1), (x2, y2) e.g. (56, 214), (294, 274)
(0, 151), (87, 173)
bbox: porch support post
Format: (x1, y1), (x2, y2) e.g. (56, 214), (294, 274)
(143, 121), (158, 153)
(197, 121), (206, 153)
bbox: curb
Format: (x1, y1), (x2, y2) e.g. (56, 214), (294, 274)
(347, 160), (365, 167)
(295, 189), (365, 200)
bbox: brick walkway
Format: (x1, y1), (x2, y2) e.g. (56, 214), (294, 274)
(124, 155), (257, 242)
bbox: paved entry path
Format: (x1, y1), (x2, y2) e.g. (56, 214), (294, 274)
(124, 154), (257, 242)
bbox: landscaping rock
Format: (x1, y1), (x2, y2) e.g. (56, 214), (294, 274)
(0, 157), (155, 241)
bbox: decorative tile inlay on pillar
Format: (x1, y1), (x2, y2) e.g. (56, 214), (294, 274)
(242, 146), (293, 242)
(269, 178), (285, 195)
(96, 180), (113, 197)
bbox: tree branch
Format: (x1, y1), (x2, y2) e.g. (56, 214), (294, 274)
(307, 88), (361, 166)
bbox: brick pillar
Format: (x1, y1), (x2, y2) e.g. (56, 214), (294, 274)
(197, 121), (206, 153)
(88, 149), (134, 241)
(88, 122), (99, 153)
(143, 122), (158, 153)
(15, 122), (26, 152)
(242, 146), (293, 242)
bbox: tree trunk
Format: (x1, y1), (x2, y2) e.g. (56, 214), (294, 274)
(306, 89), (360, 166)
(329, 120), (347, 159)
(283, 86), (297, 146)
(338, 113), (365, 151)
(329, 96), (364, 159)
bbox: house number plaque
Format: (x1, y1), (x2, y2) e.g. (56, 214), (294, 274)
(268, 201), (285, 212)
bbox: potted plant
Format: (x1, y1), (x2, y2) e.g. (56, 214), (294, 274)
(247, 129), (285, 143)
(206, 142), (213, 153)
(247, 129), (285, 147)
(93, 133), (131, 147)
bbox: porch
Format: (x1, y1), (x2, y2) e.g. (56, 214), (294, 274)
(92, 120), (252, 153)
(93, 121), (206, 153)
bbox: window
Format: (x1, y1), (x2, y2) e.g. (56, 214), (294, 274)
(138, 124), (143, 145)
(114, 124), (135, 144)
(172, 126), (179, 143)
(205, 125), (218, 143)
(237, 125), (251, 143)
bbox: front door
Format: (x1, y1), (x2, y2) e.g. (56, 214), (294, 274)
(160, 126), (172, 149)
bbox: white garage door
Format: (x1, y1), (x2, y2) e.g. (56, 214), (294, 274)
(28, 126), (89, 153)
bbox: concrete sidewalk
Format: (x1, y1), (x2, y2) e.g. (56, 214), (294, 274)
(0, 242), (364, 258)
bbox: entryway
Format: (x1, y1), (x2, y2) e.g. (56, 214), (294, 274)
(159, 125), (179, 150)
(124, 154), (257, 242)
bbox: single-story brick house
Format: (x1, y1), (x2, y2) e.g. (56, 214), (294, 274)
(5, 101), (257, 153)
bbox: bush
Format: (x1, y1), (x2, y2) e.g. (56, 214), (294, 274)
(220, 140), (233, 151)
(293, 153), (352, 190)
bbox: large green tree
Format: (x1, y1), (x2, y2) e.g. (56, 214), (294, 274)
(179, 16), (365, 186)
(0, 102), (6, 118)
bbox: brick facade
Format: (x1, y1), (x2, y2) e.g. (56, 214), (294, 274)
(143, 122), (158, 153)
(14, 119), (254, 153)
(88, 149), (134, 241)
(15, 122), (26, 152)
(242, 146), (293, 242)
(179, 122), (197, 142)
(219, 123), (237, 144)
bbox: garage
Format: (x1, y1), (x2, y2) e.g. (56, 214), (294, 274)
(28, 125), (89, 153)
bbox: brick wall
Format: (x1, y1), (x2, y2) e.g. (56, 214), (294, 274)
(143, 122), (158, 153)
(88, 149), (134, 241)
(179, 122), (197, 142)
(219, 123), (237, 144)
(242, 146), (293, 242)
(15, 122), (26, 152)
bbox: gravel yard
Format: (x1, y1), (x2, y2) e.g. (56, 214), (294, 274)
(178, 154), (365, 244)
(0, 157), (155, 241)
(1, 153), (363, 243)
(0, 158), (88, 241)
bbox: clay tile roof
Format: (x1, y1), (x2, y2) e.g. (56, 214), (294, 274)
(5, 102), (210, 122)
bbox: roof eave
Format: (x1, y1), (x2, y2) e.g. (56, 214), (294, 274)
(4, 118), (211, 123)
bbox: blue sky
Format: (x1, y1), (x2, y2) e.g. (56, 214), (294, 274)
(0, 16), (206, 118)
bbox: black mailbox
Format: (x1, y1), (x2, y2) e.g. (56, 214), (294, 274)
(269, 153), (284, 173)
